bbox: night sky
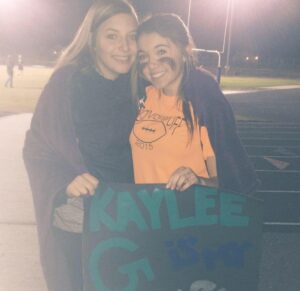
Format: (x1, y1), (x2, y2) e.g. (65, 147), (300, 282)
(0, 0), (300, 63)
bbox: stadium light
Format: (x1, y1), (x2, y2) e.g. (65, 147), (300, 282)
(224, 0), (234, 74)
(0, 0), (18, 7)
(0, 0), (23, 16)
(187, 0), (193, 29)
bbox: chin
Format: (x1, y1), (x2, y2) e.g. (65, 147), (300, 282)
(115, 66), (132, 74)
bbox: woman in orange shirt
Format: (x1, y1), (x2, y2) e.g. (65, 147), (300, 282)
(130, 14), (258, 195)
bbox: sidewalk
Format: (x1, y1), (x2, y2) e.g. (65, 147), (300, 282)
(0, 113), (47, 291)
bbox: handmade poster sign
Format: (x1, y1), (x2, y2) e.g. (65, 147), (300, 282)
(82, 184), (263, 291)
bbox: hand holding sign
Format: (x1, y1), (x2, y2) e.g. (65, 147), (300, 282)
(166, 167), (200, 192)
(66, 173), (99, 197)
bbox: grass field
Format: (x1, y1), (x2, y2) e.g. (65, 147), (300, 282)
(1, 65), (300, 113)
(221, 76), (300, 90)
(0, 66), (53, 113)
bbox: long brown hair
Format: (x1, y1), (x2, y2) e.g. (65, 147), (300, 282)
(134, 13), (197, 136)
(55, 0), (138, 72)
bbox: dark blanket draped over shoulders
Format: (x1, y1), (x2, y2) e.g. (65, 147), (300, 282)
(23, 65), (87, 290)
(183, 68), (259, 195)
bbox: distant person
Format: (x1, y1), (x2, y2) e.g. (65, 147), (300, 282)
(17, 55), (24, 74)
(23, 1), (138, 291)
(130, 14), (258, 194)
(4, 55), (15, 88)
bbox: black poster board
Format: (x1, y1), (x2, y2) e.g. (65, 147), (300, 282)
(83, 184), (263, 291)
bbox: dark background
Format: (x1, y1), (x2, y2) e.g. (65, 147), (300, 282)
(1, 0), (299, 66)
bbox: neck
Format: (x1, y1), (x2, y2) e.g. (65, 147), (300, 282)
(162, 85), (182, 97)
(95, 63), (118, 80)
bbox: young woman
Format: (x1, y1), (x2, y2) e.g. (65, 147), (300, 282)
(130, 14), (258, 194)
(23, 1), (138, 290)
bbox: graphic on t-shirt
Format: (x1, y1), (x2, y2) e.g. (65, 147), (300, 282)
(133, 108), (186, 150)
(133, 120), (167, 143)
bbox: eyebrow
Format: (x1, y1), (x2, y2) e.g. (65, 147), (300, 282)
(105, 28), (136, 33)
(154, 44), (169, 49)
(138, 44), (169, 53)
(105, 28), (118, 32)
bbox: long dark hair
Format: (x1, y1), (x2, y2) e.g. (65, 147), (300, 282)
(134, 13), (197, 136)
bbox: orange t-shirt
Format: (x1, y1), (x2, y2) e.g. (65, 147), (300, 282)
(130, 86), (216, 184)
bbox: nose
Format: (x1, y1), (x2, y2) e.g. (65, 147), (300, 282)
(119, 38), (129, 52)
(148, 56), (160, 69)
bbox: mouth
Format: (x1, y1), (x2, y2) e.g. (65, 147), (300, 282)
(113, 55), (131, 62)
(150, 71), (165, 79)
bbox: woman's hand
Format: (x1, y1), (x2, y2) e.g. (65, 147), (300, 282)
(66, 173), (99, 197)
(166, 167), (200, 192)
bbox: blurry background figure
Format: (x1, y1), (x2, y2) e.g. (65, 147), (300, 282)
(4, 55), (15, 88)
(17, 55), (24, 75)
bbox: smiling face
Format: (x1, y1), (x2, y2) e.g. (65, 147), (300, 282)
(94, 13), (137, 80)
(137, 32), (186, 96)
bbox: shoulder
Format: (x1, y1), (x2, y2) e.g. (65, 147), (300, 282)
(35, 65), (84, 111)
(190, 67), (219, 89)
(50, 65), (78, 82)
(185, 67), (233, 122)
(184, 67), (224, 103)
(46, 65), (97, 95)
(44, 65), (79, 93)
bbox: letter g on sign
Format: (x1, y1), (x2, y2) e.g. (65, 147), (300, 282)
(89, 237), (154, 291)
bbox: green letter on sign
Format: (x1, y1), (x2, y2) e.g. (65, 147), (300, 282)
(220, 192), (249, 227)
(89, 187), (118, 232)
(137, 189), (164, 230)
(195, 187), (218, 225)
(89, 238), (154, 291)
(117, 192), (148, 231)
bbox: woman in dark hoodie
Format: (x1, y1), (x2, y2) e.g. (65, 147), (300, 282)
(23, 1), (138, 290)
